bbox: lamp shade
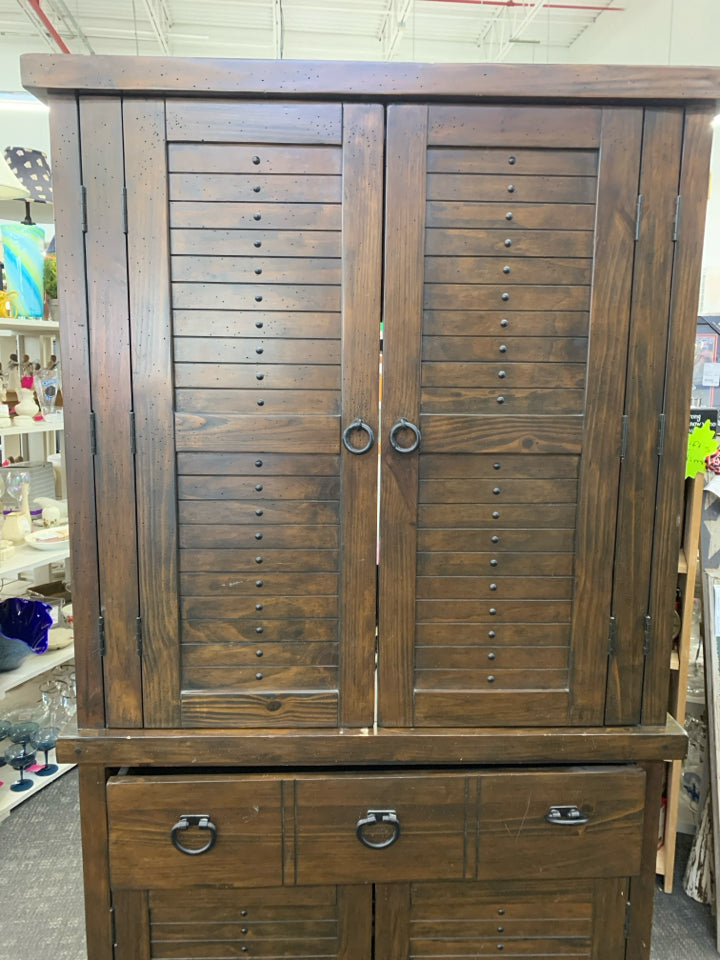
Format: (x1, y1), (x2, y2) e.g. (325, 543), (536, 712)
(0, 149), (53, 223)
(0, 152), (29, 202)
(3, 147), (52, 203)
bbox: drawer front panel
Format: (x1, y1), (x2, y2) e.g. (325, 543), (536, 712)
(107, 775), (283, 889)
(107, 765), (645, 891)
(294, 774), (471, 884)
(477, 766), (645, 879)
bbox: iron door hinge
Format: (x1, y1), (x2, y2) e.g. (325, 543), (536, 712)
(608, 615), (618, 657)
(136, 616), (143, 657)
(673, 195), (682, 242)
(620, 415), (629, 461)
(121, 187), (128, 234)
(130, 410), (136, 456)
(90, 410), (97, 456)
(657, 413), (666, 457)
(98, 615), (106, 657)
(634, 194), (644, 241)
(80, 184), (88, 233)
(110, 905), (117, 947)
(643, 614), (652, 656)
(624, 899), (632, 939)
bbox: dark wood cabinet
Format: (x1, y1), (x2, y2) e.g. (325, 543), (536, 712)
(23, 54), (720, 960)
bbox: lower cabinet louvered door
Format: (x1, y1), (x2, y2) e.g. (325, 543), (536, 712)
(111, 878), (630, 960)
(112, 886), (373, 960)
(376, 879), (630, 960)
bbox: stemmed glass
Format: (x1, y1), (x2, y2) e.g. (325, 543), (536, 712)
(5, 720), (39, 792)
(4, 742), (37, 791)
(31, 726), (60, 776)
(0, 716), (10, 779)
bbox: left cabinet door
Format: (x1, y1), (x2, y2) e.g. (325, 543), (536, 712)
(119, 98), (383, 729)
(112, 886), (372, 960)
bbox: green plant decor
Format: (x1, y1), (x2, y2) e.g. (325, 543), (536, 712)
(44, 255), (57, 300)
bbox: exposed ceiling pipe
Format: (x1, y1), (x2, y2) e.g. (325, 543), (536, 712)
(49, 0), (95, 53)
(428, 1), (624, 10)
(24, 0), (71, 52)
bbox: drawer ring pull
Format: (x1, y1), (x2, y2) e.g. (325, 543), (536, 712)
(342, 418), (375, 455)
(544, 805), (589, 826)
(356, 809), (401, 849)
(389, 418), (421, 454)
(171, 814), (218, 855)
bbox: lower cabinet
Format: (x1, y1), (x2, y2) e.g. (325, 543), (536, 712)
(105, 766), (646, 959)
(111, 879), (630, 960)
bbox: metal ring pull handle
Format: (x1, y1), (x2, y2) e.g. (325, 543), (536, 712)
(355, 809), (401, 849)
(171, 814), (218, 855)
(389, 418), (421, 454)
(342, 418), (375, 455)
(544, 805), (590, 826)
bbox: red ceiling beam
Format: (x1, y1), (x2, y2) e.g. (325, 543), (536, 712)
(427, 1), (624, 10)
(25, 0), (71, 53)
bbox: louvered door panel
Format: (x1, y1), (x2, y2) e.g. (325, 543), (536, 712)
(113, 886), (371, 960)
(126, 101), (382, 728)
(379, 105), (643, 727)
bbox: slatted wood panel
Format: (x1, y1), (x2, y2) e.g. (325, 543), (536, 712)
(145, 886), (370, 960)
(408, 880), (596, 960)
(380, 106), (642, 727)
(162, 102), (381, 729)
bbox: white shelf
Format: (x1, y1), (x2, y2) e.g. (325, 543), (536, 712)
(0, 413), (64, 438)
(0, 750), (74, 823)
(0, 642), (74, 699)
(0, 541), (69, 581)
(0, 318), (59, 335)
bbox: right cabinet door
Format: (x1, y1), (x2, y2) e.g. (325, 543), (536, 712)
(375, 878), (630, 960)
(379, 103), (645, 727)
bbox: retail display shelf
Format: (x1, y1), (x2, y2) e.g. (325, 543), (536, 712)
(0, 642), (74, 699)
(0, 541), (69, 581)
(0, 750), (74, 823)
(0, 318), (59, 335)
(0, 413), (64, 438)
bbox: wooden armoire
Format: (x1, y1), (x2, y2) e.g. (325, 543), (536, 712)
(23, 55), (720, 960)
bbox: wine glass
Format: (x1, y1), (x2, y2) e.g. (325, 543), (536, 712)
(31, 725), (60, 776)
(8, 719), (40, 746)
(59, 688), (77, 735)
(3, 469), (24, 509)
(4, 741), (36, 792)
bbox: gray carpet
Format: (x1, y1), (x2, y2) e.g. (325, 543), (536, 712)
(0, 769), (716, 960)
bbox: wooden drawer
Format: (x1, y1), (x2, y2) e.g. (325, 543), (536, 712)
(293, 773), (471, 884)
(106, 765), (645, 891)
(107, 774), (283, 889)
(476, 765), (646, 879)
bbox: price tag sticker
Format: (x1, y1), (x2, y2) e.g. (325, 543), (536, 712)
(686, 419), (720, 478)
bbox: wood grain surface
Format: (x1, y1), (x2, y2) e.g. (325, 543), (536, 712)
(81, 96), (142, 727)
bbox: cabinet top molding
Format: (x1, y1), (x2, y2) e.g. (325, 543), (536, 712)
(21, 55), (720, 103)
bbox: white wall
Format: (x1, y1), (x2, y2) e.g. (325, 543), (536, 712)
(568, 0), (720, 66)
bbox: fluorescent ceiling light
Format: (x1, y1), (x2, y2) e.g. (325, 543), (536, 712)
(0, 93), (49, 113)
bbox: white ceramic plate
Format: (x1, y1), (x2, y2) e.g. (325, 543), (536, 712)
(25, 525), (70, 550)
(46, 626), (74, 649)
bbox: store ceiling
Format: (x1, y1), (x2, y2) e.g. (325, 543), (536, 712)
(0, 0), (623, 61)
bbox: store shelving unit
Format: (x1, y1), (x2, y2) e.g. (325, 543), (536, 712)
(657, 473), (705, 891)
(0, 316), (73, 817)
